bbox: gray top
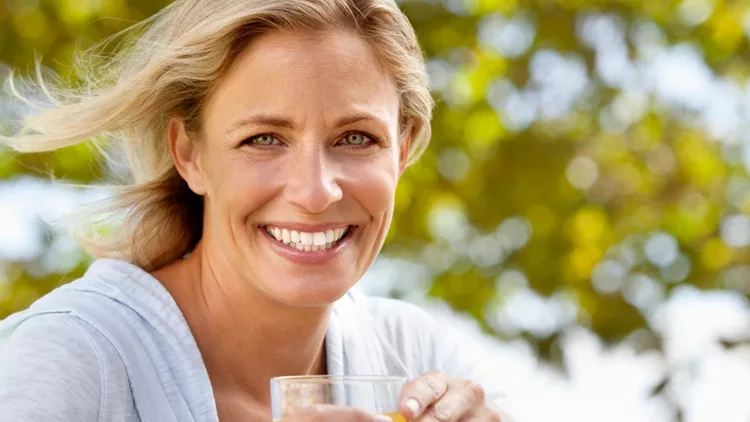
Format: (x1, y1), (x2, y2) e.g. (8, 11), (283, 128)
(0, 259), (506, 421)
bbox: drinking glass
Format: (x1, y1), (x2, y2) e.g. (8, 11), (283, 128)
(270, 375), (406, 421)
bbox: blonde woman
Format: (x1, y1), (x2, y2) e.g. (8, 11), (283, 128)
(0, 1), (513, 421)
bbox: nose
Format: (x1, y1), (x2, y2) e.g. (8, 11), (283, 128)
(283, 144), (343, 214)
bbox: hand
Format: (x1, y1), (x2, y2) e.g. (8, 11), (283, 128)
(398, 371), (503, 421)
(282, 404), (393, 422)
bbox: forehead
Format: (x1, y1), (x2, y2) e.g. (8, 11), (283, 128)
(204, 29), (400, 131)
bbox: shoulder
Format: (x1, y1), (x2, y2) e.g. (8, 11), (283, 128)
(353, 294), (510, 407)
(359, 295), (440, 330)
(357, 295), (444, 354)
(0, 313), (104, 421)
(351, 294), (447, 373)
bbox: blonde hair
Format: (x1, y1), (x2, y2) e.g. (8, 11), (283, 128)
(2, 0), (433, 272)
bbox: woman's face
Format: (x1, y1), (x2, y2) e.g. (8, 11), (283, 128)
(175, 29), (408, 307)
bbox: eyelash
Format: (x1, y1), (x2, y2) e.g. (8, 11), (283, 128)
(241, 131), (379, 149)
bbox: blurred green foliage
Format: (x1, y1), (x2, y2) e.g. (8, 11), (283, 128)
(1, 0), (750, 372)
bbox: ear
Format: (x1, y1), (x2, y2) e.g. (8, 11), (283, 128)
(168, 116), (207, 195)
(398, 125), (413, 177)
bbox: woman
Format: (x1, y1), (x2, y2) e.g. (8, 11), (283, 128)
(0, 0), (512, 421)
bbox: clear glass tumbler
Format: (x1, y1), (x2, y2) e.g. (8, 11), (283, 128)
(270, 375), (407, 421)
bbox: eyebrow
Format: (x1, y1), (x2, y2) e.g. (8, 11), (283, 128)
(227, 115), (296, 134)
(226, 112), (388, 135)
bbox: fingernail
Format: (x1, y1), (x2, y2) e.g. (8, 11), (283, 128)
(405, 398), (421, 416)
(375, 415), (394, 422)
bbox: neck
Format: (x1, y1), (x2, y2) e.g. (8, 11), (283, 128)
(154, 242), (331, 403)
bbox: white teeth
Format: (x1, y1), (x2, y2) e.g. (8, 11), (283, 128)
(313, 232), (327, 246)
(265, 225), (351, 251)
(299, 232), (313, 245)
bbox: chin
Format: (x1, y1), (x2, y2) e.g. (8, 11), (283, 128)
(273, 291), (350, 308)
(264, 275), (354, 308)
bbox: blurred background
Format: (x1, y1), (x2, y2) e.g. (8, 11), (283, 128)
(2, 0), (750, 420)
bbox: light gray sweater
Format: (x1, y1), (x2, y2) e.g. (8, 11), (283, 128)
(0, 259), (506, 421)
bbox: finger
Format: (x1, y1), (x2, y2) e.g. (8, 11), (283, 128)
(416, 381), (486, 422)
(285, 404), (392, 422)
(399, 371), (451, 419)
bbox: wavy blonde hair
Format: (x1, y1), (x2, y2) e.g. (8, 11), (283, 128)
(2, 0), (433, 272)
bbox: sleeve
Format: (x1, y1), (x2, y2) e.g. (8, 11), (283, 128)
(0, 314), (103, 422)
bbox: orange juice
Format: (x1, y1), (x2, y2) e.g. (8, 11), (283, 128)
(383, 412), (407, 422)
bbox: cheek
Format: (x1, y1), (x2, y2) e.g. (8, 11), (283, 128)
(207, 155), (283, 217)
(339, 154), (399, 217)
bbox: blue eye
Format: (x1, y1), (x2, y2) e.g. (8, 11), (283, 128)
(341, 133), (373, 146)
(248, 134), (279, 146)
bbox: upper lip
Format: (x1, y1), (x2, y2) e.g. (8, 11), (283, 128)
(260, 222), (355, 232)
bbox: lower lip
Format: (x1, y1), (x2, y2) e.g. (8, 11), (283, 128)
(261, 227), (353, 265)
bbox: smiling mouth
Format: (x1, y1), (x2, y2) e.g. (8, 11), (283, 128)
(262, 225), (353, 251)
